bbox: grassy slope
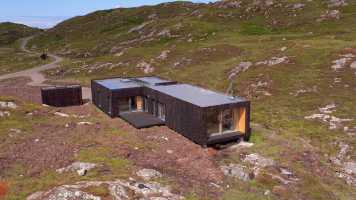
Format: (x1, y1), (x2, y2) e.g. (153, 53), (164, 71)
(0, 22), (40, 46)
(0, 23), (50, 75)
(3, 0), (356, 199)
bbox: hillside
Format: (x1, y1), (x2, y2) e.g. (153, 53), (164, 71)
(0, 22), (41, 46)
(0, 0), (355, 200)
(0, 23), (48, 75)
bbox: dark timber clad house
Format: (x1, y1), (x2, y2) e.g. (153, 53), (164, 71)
(91, 76), (251, 146)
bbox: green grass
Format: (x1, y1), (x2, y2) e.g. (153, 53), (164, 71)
(1, 1), (356, 199)
(0, 40), (52, 75)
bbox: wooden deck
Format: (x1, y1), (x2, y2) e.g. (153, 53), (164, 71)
(119, 112), (165, 129)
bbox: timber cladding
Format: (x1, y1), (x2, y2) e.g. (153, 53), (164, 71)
(41, 85), (83, 107)
(91, 76), (251, 146)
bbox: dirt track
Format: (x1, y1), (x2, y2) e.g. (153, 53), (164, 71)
(0, 36), (92, 99)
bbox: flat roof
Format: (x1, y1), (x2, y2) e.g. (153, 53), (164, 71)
(94, 76), (246, 107)
(150, 84), (245, 107)
(134, 77), (173, 85)
(95, 78), (140, 90)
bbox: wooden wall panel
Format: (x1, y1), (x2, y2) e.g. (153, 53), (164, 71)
(41, 85), (83, 107)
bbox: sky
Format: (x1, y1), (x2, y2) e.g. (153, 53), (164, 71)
(0, 0), (216, 29)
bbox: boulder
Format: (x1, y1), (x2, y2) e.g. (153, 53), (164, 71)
(243, 153), (275, 167)
(344, 162), (356, 175)
(56, 162), (97, 176)
(54, 112), (70, 117)
(0, 101), (18, 109)
(136, 169), (163, 181)
(350, 61), (356, 69)
(221, 164), (251, 181)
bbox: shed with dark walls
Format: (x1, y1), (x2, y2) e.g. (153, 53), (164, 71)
(41, 85), (83, 107)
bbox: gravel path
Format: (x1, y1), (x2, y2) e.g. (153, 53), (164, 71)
(0, 36), (92, 100)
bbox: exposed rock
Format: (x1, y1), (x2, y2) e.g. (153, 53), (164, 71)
(157, 50), (170, 60)
(128, 21), (152, 33)
(9, 128), (22, 133)
(216, 0), (242, 9)
(0, 111), (10, 117)
(292, 3), (305, 9)
(318, 10), (341, 22)
(331, 55), (353, 71)
(26, 191), (45, 200)
(0, 101), (18, 109)
(56, 162), (97, 176)
(328, 0), (348, 7)
(280, 46), (287, 51)
(157, 29), (171, 37)
(253, 0), (274, 7)
(290, 85), (318, 96)
(227, 141), (254, 151)
(350, 61), (356, 69)
(255, 56), (289, 66)
(344, 162), (356, 175)
(47, 186), (101, 200)
(77, 121), (93, 126)
(243, 153), (275, 167)
(228, 61), (253, 80)
(136, 169), (163, 181)
(319, 103), (336, 114)
(336, 171), (356, 186)
(54, 112), (70, 117)
(305, 104), (353, 130)
(148, 13), (158, 20)
(220, 164), (251, 181)
(137, 61), (155, 74)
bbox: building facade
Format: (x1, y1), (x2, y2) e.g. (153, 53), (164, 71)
(91, 76), (251, 146)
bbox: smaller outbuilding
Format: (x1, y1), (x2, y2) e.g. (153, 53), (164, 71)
(41, 85), (83, 107)
(92, 76), (251, 146)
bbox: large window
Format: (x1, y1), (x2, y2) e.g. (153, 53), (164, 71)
(207, 109), (235, 136)
(118, 97), (139, 113)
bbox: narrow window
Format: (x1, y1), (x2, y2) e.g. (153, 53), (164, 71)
(157, 102), (166, 121)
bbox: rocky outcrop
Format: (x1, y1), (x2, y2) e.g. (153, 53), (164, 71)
(26, 179), (183, 200)
(318, 10), (341, 22)
(331, 54), (354, 71)
(0, 101), (18, 109)
(305, 104), (353, 130)
(136, 169), (163, 181)
(56, 162), (97, 176)
(228, 61), (253, 80)
(328, 0), (348, 7)
(137, 61), (155, 74)
(221, 164), (251, 181)
(255, 56), (289, 66)
(243, 153), (275, 168)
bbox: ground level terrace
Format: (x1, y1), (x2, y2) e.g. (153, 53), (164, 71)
(91, 77), (251, 146)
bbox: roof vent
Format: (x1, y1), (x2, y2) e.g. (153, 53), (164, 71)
(229, 96), (236, 100)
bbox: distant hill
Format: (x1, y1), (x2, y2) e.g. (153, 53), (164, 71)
(0, 22), (41, 46)
(3, 1), (356, 200)
(29, 0), (356, 57)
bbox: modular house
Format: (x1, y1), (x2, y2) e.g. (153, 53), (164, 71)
(91, 76), (251, 146)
